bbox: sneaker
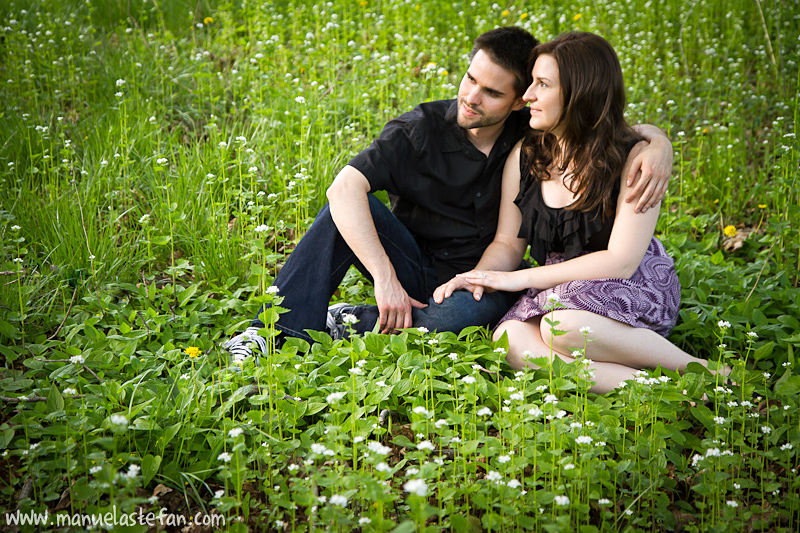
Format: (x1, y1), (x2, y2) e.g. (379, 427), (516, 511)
(222, 326), (269, 360)
(326, 302), (357, 340)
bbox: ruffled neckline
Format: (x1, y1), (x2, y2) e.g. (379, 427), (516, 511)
(515, 166), (615, 266)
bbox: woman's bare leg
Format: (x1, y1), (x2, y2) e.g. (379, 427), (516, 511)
(494, 316), (644, 394)
(537, 310), (728, 374)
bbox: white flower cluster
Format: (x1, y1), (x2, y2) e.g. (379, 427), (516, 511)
(311, 443), (336, 457)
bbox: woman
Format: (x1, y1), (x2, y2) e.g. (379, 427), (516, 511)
(433, 32), (721, 393)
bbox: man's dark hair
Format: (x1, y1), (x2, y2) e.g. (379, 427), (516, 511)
(470, 26), (539, 96)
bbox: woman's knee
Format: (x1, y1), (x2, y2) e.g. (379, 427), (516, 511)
(539, 311), (587, 352)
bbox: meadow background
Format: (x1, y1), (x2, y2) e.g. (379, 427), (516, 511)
(1, 0), (799, 531)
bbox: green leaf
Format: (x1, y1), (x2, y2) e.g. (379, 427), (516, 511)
(141, 454), (162, 485)
(177, 284), (199, 307)
(774, 374), (800, 398)
(391, 521), (417, 533)
(753, 341), (774, 361)
(46, 384), (64, 413)
(0, 319), (21, 340)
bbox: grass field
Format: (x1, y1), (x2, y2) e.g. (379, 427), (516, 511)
(1, 0), (799, 531)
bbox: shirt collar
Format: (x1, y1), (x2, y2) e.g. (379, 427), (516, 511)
(442, 100), (529, 159)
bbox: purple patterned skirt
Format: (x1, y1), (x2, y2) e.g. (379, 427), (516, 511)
(497, 237), (680, 337)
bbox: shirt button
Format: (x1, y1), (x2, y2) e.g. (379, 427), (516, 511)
(476, 192), (482, 198)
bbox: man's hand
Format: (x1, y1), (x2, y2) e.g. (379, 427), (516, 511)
(374, 276), (427, 334)
(626, 129), (673, 213)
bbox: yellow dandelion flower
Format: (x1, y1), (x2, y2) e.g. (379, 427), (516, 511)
(758, 204), (767, 209)
(573, 13), (582, 21)
(185, 346), (202, 358)
(502, 9), (510, 17)
(520, 13), (528, 20)
(359, 0), (367, 6)
(714, 199), (719, 204)
(415, 4), (420, 10)
(723, 225), (737, 237)
(203, 17), (214, 25)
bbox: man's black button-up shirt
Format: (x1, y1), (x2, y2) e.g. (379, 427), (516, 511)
(348, 99), (530, 284)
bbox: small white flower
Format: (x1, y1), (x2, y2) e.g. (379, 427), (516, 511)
(598, 498), (611, 505)
(375, 380), (386, 388)
(417, 440), (435, 451)
(254, 224), (268, 233)
(287, 464), (299, 471)
(528, 407), (543, 417)
(329, 494), (348, 507)
(543, 394), (558, 404)
(295, 96), (306, 104)
(404, 478), (428, 497)
(554, 495), (570, 506)
(486, 471), (502, 482)
(70, 355), (84, 364)
(275, 520), (285, 528)
(63, 387), (77, 395)
(726, 500), (738, 508)
(266, 286), (280, 294)
(217, 452), (232, 463)
(248, 166), (258, 173)
(348, 367), (363, 375)
(717, 320), (731, 329)
(228, 427), (244, 438)
(413, 406), (432, 417)
(11, 225), (20, 231)
(156, 157), (168, 165)
(507, 479), (522, 489)
(359, 517), (372, 525)
(746, 331), (758, 338)
(547, 293), (561, 303)
(497, 455), (511, 464)
(509, 392), (524, 401)
(477, 407), (492, 416)
(417, 327), (429, 334)
(367, 441), (391, 455)
(342, 313), (358, 324)
(714, 416), (726, 425)
(462, 376), (476, 384)
(110, 414), (128, 426)
(434, 419), (448, 428)
(761, 426), (772, 434)
(579, 326), (593, 334)
(115, 79), (125, 87)
(375, 462), (390, 472)
(576, 436), (593, 445)
(780, 443), (793, 451)
(326, 391), (346, 404)
(448, 352), (458, 361)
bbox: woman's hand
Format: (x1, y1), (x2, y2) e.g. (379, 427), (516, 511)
(433, 276), (488, 303)
(455, 269), (530, 294)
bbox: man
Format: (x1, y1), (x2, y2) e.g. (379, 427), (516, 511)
(224, 26), (672, 357)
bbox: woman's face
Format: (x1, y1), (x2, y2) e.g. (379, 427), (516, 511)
(523, 54), (564, 136)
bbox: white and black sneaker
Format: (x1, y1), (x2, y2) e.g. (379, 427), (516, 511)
(326, 302), (357, 340)
(222, 326), (269, 360)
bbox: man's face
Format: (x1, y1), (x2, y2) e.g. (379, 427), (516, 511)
(457, 49), (525, 130)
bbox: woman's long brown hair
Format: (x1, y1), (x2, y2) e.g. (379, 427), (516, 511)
(521, 32), (644, 219)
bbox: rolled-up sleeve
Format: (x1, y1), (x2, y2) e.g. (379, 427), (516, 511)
(348, 118), (419, 195)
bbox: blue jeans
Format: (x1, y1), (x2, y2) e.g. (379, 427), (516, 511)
(252, 194), (518, 342)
